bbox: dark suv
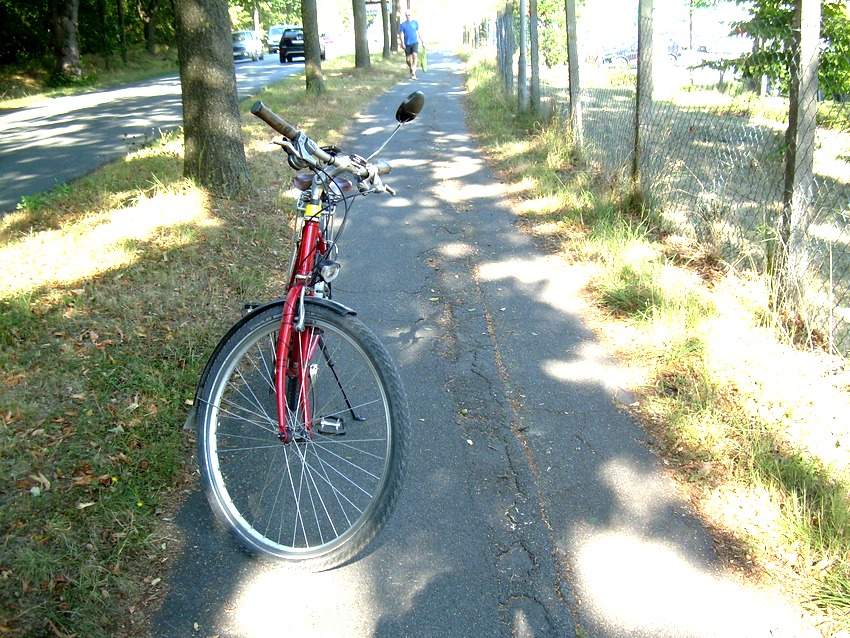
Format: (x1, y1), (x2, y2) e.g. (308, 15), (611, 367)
(278, 28), (326, 63)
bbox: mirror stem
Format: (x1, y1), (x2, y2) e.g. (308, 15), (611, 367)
(366, 123), (403, 161)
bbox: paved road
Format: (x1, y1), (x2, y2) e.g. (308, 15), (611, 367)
(0, 56), (302, 215)
(152, 51), (819, 638)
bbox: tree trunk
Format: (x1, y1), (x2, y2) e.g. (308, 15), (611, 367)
(390, 2), (399, 54)
(529, 0), (540, 113)
(517, 0), (528, 111)
(352, 0), (370, 69)
(138, 0), (159, 54)
(379, 0), (390, 59)
(301, 0), (326, 94)
(633, 0), (654, 186)
(174, 0), (249, 196)
(51, 0), (82, 80)
(118, 0), (128, 64)
(778, 0), (821, 316)
(565, 0), (583, 150)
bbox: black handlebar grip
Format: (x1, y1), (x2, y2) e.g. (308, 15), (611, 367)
(251, 101), (299, 141)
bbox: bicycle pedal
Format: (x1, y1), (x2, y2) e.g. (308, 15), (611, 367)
(317, 417), (346, 436)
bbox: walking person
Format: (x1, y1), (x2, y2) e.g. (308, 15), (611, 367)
(398, 10), (424, 80)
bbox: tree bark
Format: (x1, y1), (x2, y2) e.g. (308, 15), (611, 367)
(390, 2), (399, 53)
(380, 0), (390, 59)
(173, 0), (249, 196)
(529, 0), (540, 112)
(352, 0), (370, 69)
(51, 0), (82, 80)
(565, 0), (583, 150)
(778, 0), (821, 314)
(517, 0), (527, 111)
(118, 0), (128, 64)
(301, 0), (326, 94)
(138, 0), (159, 54)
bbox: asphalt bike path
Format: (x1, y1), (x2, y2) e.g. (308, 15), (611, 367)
(152, 51), (819, 637)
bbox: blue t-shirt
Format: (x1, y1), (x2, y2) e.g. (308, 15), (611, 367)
(399, 20), (419, 46)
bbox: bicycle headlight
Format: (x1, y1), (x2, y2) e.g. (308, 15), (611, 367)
(318, 259), (341, 283)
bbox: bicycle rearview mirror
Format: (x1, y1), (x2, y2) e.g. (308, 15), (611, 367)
(396, 91), (425, 124)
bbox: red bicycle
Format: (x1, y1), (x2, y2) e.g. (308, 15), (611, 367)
(187, 92), (424, 569)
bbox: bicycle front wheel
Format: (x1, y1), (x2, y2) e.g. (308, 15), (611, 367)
(196, 302), (409, 569)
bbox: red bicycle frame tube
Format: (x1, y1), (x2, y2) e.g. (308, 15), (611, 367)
(274, 216), (323, 442)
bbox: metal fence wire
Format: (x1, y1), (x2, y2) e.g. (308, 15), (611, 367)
(481, 0), (850, 356)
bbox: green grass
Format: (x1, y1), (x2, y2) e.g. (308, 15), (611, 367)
(0, 48), (180, 109)
(0, 54), (408, 638)
(464, 51), (850, 632)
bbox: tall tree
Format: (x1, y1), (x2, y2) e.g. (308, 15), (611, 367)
(732, 0), (850, 99)
(138, 0), (159, 53)
(174, 0), (249, 196)
(352, 0), (370, 68)
(380, 0), (390, 59)
(301, 0), (325, 93)
(118, 0), (129, 63)
(51, 0), (82, 80)
(390, 1), (399, 53)
(529, 0), (540, 112)
(565, 0), (582, 150)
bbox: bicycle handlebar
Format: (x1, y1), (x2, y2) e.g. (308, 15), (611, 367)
(252, 101), (392, 188)
(250, 101), (299, 141)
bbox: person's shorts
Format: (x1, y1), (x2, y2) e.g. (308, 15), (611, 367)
(404, 43), (419, 56)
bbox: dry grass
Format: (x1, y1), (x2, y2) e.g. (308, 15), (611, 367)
(465, 52), (850, 635)
(0, 55), (408, 638)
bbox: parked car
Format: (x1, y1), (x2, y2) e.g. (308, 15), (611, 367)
(232, 30), (264, 61)
(602, 40), (682, 67)
(278, 27), (326, 63)
(266, 24), (288, 53)
(602, 43), (637, 67)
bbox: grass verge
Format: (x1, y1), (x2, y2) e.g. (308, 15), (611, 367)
(464, 52), (850, 635)
(0, 48), (180, 110)
(0, 54), (408, 638)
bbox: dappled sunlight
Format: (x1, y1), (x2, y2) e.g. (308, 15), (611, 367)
(572, 458), (819, 637)
(432, 155), (484, 181)
(478, 255), (592, 315)
(515, 194), (566, 216)
(440, 241), (475, 258)
(223, 531), (454, 636)
(504, 176), (538, 196)
(229, 567), (379, 636)
(386, 157), (430, 169)
(435, 180), (507, 203)
(0, 187), (217, 297)
(543, 342), (632, 395)
(574, 530), (812, 637)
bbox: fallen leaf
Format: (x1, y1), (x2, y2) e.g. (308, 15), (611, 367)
(29, 472), (51, 491)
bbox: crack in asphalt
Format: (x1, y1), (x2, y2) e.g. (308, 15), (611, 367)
(426, 239), (579, 637)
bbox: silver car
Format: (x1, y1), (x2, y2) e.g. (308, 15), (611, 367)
(232, 31), (264, 62)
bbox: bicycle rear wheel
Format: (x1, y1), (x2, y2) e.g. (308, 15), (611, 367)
(196, 301), (409, 569)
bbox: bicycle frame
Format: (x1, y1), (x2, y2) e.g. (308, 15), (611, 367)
(274, 196), (327, 443)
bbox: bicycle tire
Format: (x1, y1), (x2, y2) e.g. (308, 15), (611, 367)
(196, 302), (409, 569)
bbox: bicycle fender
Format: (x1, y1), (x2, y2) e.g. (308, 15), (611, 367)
(182, 296), (356, 430)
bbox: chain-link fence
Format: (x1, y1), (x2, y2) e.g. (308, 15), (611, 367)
(481, 0), (850, 356)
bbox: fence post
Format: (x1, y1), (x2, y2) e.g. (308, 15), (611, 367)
(517, 0), (528, 111)
(632, 0), (654, 189)
(565, 0), (583, 151)
(778, 0), (821, 318)
(496, 5), (514, 95)
(529, 0), (540, 113)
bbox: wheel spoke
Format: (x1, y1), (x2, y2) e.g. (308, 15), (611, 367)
(197, 304), (407, 567)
